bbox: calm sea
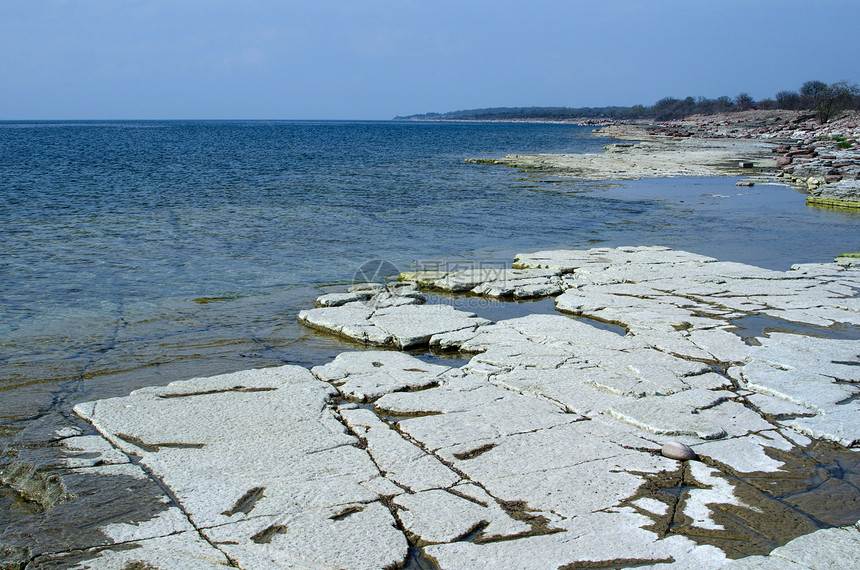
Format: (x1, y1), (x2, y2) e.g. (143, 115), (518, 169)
(1, 120), (859, 437)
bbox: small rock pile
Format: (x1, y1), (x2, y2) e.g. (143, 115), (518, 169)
(652, 110), (860, 207)
(772, 140), (860, 207)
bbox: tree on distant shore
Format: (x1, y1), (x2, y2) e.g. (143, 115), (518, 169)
(799, 81), (829, 105)
(735, 93), (755, 110)
(396, 80), (860, 122)
(775, 90), (803, 110)
(802, 80), (859, 123)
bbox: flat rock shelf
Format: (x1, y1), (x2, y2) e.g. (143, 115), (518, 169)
(3, 246), (859, 569)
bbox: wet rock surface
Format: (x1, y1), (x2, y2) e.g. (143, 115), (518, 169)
(4, 246), (860, 568)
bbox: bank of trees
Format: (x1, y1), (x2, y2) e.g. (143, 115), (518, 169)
(767, 81), (860, 122)
(651, 81), (858, 121)
(398, 80), (860, 123)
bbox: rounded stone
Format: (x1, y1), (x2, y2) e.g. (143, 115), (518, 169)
(661, 441), (697, 461)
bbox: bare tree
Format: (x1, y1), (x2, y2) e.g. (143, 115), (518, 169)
(775, 90), (801, 110)
(804, 81), (860, 123)
(735, 92), (754, 110)
(800, 80), (829, 106)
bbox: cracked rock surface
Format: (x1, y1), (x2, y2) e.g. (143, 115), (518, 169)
(70, 366), (409, 569)
(7, 246), (859, 568)
(298, 283), (491, 349)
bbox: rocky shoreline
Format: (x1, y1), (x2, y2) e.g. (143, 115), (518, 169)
(3, 246), (858, 568)
(2, 113), (859, 569)
(467, 110), (860, 208)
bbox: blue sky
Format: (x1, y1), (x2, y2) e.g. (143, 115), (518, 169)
(2, 0), (859, 120)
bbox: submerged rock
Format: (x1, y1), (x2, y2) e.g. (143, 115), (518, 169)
(0, 461), (74, 510)
(400, 267), (565, 299)
(723, 525), (860, 568)
(0, 544), (29, 570)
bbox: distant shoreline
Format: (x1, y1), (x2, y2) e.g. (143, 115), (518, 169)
(462, 110), (860, 208)
(396, 117), (603, 124)
(467, 124), (777, 181)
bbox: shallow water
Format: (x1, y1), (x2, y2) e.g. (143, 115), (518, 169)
(2, 120), (859, 430)
(1, 120), (610, 421)
(1, 126), (857, 367)
(730, 314), (860, 343)
(632, 438), (860, 558)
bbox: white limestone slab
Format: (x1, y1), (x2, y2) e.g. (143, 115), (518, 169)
(298, 304), (393, 344)
(466, 270), (564, 299)
(746, 392), (817, 418)
(202, 502), (408, 570)
(315, 290), (373, 307)
(312, 350), (453, 401)
(73, 366), (409, 568)
(424, 510), (726, 570)
(369, 304), (491, 348)
(300, 303), (490, 349)
(493, 365), (632, 416)
(683, 462), (743, 531)
(737, 333), (860, 445)
(723, 525), (860, 569)
(438, 422), (674, 518)
(394, 487), (528, 545)
(513, 245), (716, 273)
(630, 327), (721, 361)
(339, 407), (461, 492)
(499, 313), (634, 349)
(65, 531), (231, 569)
(686, 327), (756, 363)
(632, 496), (670, 517)
(100, 507), (196, 544)
(787, 407), (860, 448)
(607, 389), (732, 440)
(61, 435), (131, 468)
(66, 246), (860, 567)
(466, 340), (576, 371)
(694, 431), (797, 473)
(385, 403), (577, 456)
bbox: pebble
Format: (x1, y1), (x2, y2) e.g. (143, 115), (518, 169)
(661, 441), (697, 461)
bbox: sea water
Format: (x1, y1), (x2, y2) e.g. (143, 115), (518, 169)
(1, 120), (859, 429)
